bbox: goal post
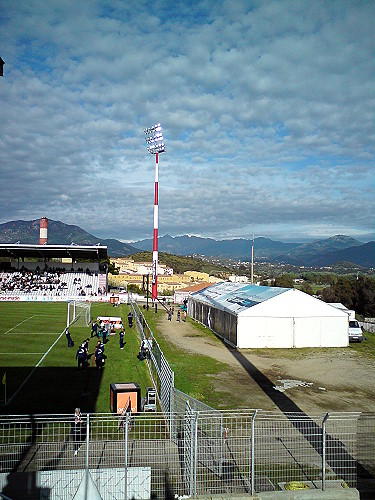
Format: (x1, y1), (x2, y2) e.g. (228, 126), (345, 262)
(67, 301), (92, 328)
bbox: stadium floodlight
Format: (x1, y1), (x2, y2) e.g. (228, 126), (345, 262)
(144, 123), (165, 154)
(144, 123), (165, 303)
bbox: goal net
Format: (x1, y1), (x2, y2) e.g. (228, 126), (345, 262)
(67, 301), (92, 328)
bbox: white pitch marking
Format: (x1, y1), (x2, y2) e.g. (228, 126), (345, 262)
(5, 327), (67, 405)
(0, 353), (46, 355)
(3, 315), (36, 335)
(6, 332), (62, 335)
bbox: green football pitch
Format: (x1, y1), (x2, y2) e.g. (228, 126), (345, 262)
(0, 301), (152, 415)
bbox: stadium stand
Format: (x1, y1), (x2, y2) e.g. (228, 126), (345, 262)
(0, 271), (105, 299)
(0, 244), (108, 301)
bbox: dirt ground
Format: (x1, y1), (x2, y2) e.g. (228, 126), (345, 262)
(158, 313), (375, 414)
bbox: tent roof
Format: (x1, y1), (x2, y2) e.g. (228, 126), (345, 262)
(0, 243), (107, 261)
(191, 282), (348, 318)
(190, 282), (289, 314)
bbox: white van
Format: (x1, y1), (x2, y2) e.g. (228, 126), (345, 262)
(348, 320), (363, 343)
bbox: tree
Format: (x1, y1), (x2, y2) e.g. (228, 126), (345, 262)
(301, 282), (314, 295)
(273, 274), (294, 288)
(321, 275), (375, 317)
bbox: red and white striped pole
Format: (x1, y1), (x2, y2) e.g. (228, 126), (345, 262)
(144, 123), (165, 304)
(152, 153), (159, 301)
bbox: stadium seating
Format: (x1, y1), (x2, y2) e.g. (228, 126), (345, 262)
(0, 271), (104, 299)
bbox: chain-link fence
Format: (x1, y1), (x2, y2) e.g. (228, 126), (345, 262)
(125, 300), (372, 498)
(131, 301), (174, 415)
(0, 410), (365, 499)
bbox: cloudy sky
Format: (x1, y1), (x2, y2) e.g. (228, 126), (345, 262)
(1, 0), (374, 243)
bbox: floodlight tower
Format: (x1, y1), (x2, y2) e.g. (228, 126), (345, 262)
(144, 123), (165, 302)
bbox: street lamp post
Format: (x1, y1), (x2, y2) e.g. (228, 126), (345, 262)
(144, 123), (165, 304)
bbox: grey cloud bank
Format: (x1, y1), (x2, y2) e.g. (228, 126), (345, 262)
(0, 0), (374, 243)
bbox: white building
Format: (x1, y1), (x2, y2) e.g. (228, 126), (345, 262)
(188, 282), (348, 348)
(228, 275), (249, 283)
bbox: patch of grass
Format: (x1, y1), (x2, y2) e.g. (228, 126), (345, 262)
(241, 346), (349, 360)
(348, 330), (375, 358)
(140, 308), (233, 408)
(0, 302), (152, 415)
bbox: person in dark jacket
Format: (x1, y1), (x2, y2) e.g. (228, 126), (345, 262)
(66, 328), (74, 347)
(127, 311), (133, 328)
(94, 341), (104, 369)
(91, 321), (98, 338)
(76, 345), (86, 371)
(119, 329), (125, 349)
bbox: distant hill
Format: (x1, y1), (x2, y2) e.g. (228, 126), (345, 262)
(132, 234), (299, 260)
(278, 235), (365, 266)
(0, 219), (138, 257)
(131, 234), (374, 268)
(0, 219), (374, 268)
(312, 241), (375, 268)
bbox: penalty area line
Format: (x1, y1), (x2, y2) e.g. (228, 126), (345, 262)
(3, 315), (36, 335)
(5, 327), (67, 406)
(5, 332), (63, 335)
(0, 353), (46, 355)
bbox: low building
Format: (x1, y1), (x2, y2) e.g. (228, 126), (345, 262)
(111, 258), (173, 276)
(184, 270), (210, 282)
(188, 282), (348, 349)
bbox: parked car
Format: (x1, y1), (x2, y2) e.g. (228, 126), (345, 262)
(348, 320), (363, 343)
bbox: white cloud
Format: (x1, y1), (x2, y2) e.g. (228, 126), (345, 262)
(0, 0), (373, 243)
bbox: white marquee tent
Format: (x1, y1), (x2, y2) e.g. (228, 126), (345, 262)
(188, 282), (348, 348)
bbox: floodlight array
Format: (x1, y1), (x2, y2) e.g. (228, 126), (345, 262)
(144, 123), (165, 154)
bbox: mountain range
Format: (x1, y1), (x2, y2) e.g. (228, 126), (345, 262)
(0, 219), (374, 268)
(133, 234), (375, 268)
(0, 219), (138, 257)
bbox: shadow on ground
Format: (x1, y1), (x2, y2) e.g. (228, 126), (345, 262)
(0, 366), (104, 415)
(226, 346), (375, 499)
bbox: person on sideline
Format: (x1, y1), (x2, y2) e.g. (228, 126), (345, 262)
(76, 345), (86, 371)
(127, 311), (133, 328)
(119, 329), (125, 349)
(66, 328), (74, 347)
(72, 408), (83, 456)
(95, 341), (104, 369)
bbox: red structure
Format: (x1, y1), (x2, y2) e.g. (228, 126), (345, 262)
(152, 153), (159, 300)
(144, 124), (165, 302)
(39, 217), (48, 245)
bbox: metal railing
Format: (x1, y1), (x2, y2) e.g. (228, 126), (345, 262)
(0, 410), (365, 499)
(131, 301), (174, 414)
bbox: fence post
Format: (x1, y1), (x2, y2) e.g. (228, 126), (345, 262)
(322, 413), (329, 491)
(84, 413), (90, 500)
(86, 413), (90, 471)
(251, 410), (257, 496)
(193, 411), (199, 498)
(125, 413), (130, 500)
